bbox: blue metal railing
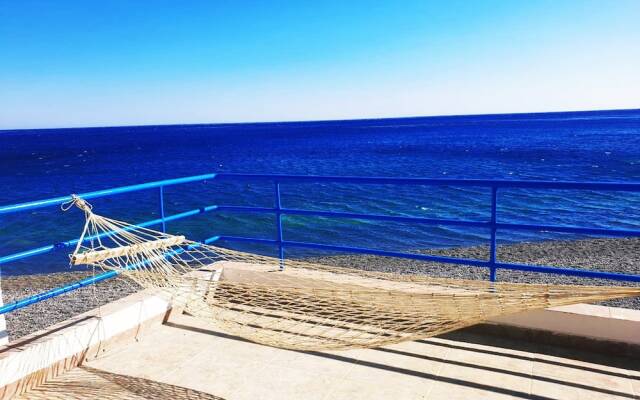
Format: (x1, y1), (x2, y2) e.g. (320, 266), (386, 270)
(1, 172), (640, 316)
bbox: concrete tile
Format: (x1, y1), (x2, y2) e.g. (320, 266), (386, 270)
(163, 353), (337, 400)
(348, 346), (448, 377)
(90, 320), (242, 381)
(444, 346), (533, 374)
(530, 380), (581, 400)
(269, 349), (357, 378)
(391, 339), (452, 359)
(532, 351), (639, 379)
(334, 344), (439, 396)
(15, 366), (224, 400)
(436, 362), (531, 396)
(325, 376), (429, 400)
(426, 380), (523, 400)
(160, 365), (248, 399)
(429, 336), (535, 360)
(631, 379), (640, 398)
(89, 338), (202, 380)
(574, 387), (637, 400)
(16, 368), (146, 400)
(344, 358), (437, 395)
(196, 335), (278, 364)
(166, 311), (221, 331)
(231, 365), (335, 400)
(531, 361), (636, 397)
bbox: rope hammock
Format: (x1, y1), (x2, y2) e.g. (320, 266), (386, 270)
(66, 196), (640, 351)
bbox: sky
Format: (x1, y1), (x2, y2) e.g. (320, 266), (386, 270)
(0, 0), (639, 129)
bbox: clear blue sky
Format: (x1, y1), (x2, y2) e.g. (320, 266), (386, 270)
(1, 0), (639, 129)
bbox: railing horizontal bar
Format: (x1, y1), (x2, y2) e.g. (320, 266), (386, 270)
(283, 240), (491, 266)
(495, 222), (640, 237)
(213, 206), (640, 238)
(217, 236), (490, 268)
(0, 173), (217, 215)
(0, 239), (207, 316)
(214, 206), (640, 238)
(0, 270), (119, 315)
(215, 205), (489, 228)
(215, 236), (640, 282)
(0, 205), (220, 266)
(0, 245), (56, 265)
(281, 208), (488, 227)
(4, 172), (640, 216)
(203, 235), (222, 244)
(493, 262), (640, 283)
(214, 173), (640, 191)
(215, 205), (276, 214)
(211, 235), (278, 245)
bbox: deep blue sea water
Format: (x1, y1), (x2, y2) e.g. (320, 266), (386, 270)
(1, 109), (640, 274)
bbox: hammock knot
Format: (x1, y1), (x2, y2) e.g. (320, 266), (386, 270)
(62, 194), (93, 213)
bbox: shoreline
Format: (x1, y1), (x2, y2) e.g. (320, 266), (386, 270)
(2, 237), (639, 341)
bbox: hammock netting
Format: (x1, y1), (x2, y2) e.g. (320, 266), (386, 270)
(67, 196), (640, 351)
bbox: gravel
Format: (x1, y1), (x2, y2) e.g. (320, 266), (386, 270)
(2, 271), (140, 341)
(2, 237), (639, 341)
(308, 237), (640, 310)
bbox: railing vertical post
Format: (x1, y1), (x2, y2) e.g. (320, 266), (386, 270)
(274, 182), (285, 270)
(159, 186), (166, 233)
(489, 186), (498, 282)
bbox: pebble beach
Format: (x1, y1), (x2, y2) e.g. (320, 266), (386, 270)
(2, 272), (140, 341)
(2, 237), (639, 341)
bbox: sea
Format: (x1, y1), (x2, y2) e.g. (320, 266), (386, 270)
(1, 109), (640, 275)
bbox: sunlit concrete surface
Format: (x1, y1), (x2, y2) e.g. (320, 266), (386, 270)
(15, 366), (224, 400)
(16, 312), (640, 400)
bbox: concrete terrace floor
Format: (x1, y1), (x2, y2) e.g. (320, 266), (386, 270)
(17, 313), (640, 400)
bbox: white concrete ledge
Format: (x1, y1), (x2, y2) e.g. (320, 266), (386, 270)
(479, 304), (640, 357)
(490, 304), (640, 345)
(0, 290), (172, 399)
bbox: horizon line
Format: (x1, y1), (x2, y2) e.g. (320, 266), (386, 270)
(1, 106), (638, 132)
